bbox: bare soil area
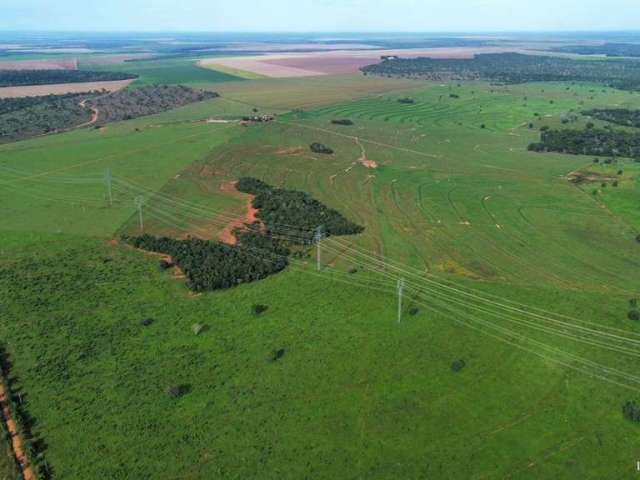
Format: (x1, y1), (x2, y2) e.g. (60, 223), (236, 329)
(0, 382), (35, 480)
(0, 79), (134, 98)
(0, 58), (78, 70)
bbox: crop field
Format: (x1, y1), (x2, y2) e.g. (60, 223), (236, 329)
(1, 70), (640, 480)
(82, 58), (244, 86)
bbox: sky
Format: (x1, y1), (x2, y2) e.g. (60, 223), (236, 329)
(3, 0), (640, 33)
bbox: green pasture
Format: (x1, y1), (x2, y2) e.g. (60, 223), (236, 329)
(1, 77), (640, 479)
(81, 58), (244, 86)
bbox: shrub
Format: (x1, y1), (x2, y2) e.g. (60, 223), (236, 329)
(270, 348), (285, 362)
(623, 400), (640, 423)
(398, 97), (415, 104)
(613, 180), (619, 187)
(331, 119), (353, 126)
(409, 307), (420, 316)
(636, 234), (640, 243)
(451, 359), (466, 372)
(141, 318), (154, 326)
(629, 310), (640, 321)
(310, 143), (334, 155)
(166, 384), (190, 399)
(631, 299), (638, 309)
(480, 123), (486, 129)
(252, 304), (268, 316)
(191, 323), (206, 335)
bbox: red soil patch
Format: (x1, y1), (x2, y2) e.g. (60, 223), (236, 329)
(262, 55), (382, 75)
(0, 382), (35, 480)
(361, 159), (378, 168)
(219, 194), (259, 245)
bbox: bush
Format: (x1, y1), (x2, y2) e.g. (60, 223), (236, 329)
(451, 359), (466, 372)
(270, 348), (285, 362)
(623, 400), (640, 423)
(310, 143), (334, 155)
(629, 310), (640, 321)
(191, 323), (206, 335)
(252, 304), (268, 316)
(398, 97), (415, 104)
(166, 384), (190, 399)
(141, 318), (154, 327)
(409, 307), (420, 316)
(331, 119), (353, 126)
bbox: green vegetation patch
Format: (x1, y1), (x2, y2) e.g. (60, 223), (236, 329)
(528, 127), (640, 158)
(0, 92), (99, 143)
(236, 177), (364, 243)
(122, 232), (289, 292)
(553, 43), (640, 58)
(87, 85), (218, 124)
(362, 52), (640, 91)
(0, 69), (137, 87)
(83, 58), (243, 86)
(583, 108), (640, 128)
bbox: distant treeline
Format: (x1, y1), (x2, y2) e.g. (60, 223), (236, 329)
(361, 53), (640, 91)
(236, 177), (364, 244)
(0, 91), (100, 143)
(0, 69), (137, 87)
(87, 85), (218, 124)
(583, 108), (640, 128)
(528, 128), (640, 158)
(553, 43), (640, 58)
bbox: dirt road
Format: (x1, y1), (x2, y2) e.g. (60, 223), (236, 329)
(0, 382), (35, 480)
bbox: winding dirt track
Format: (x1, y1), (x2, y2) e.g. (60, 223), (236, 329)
(0, 382), (35, 480)
(77, 99), (99, 128)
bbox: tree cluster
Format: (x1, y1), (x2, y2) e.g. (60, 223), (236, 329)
(87, 85), (218, 124)
(0, 91), (100, 143)
(583, 108), (640, 128)
(122, 233), (288, 292)
(236, 177), (365, 244)
(361, 53), (640, 91)
(553, 43), (640, 58)
(0, 69), (137, 87)
(528, 128), (640, 158)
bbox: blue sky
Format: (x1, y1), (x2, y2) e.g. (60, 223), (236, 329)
(3, 0), (640, 32)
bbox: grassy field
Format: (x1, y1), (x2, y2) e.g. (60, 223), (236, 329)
(81, 58), (244, 86)
(1, 75), (640, 479)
